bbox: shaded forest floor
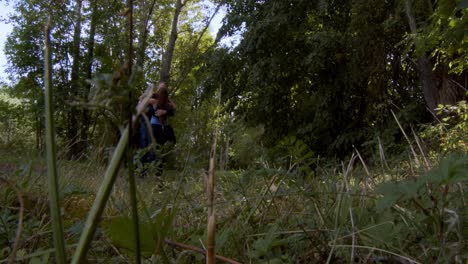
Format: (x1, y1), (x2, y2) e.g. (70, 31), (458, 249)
(0, 146), (467, 263)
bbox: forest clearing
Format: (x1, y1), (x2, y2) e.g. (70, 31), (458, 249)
(0, 0), (467, 263)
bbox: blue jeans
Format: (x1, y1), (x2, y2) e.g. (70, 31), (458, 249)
(139, 121), (155, 164)
(152, 124), (165, 176)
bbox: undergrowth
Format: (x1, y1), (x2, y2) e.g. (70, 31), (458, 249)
(0, 147), (466, 263)
(0, 102), (467, 263)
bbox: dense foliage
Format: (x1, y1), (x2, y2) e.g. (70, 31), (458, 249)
(201, 0), (467, 157)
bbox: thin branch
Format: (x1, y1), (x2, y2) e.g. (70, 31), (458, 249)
(330, 244), (421, 264)
(448, 78), (467, 92)
(71, 86), (154, 264)
(171, 3), (222, 95)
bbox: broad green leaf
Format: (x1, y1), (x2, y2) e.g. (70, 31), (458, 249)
(103, 217), (156, 257)
(376, 182), (402, 211)
(420, 154), (468, 185)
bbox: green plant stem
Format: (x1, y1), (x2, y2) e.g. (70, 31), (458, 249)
(128, 90), (141, 264)
(71, 127), (129, 264)
(128, 149), (141, 264)
(44, 17), (67, 264)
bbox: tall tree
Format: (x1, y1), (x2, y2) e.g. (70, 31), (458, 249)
(160, 0), (187, 83)
(205, 0), (441, 156)
(409, 0), (468, 107)
(135, 0), (158, 70)
(5, 0), (54, 151)
(68, 0), (84, 159)
(80, 0), (98, 154)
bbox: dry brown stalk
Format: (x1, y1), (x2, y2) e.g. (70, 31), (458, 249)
(164, 239), (241, 264)
(207, 133), (217, 264)
(207, 214), (216, 263)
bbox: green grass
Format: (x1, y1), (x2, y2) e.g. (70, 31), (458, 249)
(0, 146), (466, 263)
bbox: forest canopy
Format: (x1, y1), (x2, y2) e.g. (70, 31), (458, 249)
(1, 0), (466, 159)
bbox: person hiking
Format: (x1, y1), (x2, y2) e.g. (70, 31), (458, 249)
(137, 90), (158, 177)
(150, 81), (176, 176)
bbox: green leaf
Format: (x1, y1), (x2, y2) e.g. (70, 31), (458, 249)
(28, 252), (49, 264)
(376, 182), (402, 211)
(420, 154), (468, 185)
(250, 223), (280, 258)
(103, 217), (156, 257)
(448, 19), (456, 28)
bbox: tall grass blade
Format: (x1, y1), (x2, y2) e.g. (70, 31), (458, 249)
(206, 88), (222, 264)
(391, 110), (420, 166)
(326, 181), (346, 264)
(377, 136), (389, 174)
(44, 17), (67, 264)
(206, 130), (217, 264)
(353, 146), (373, 194)
(71, 127), (129, 264)
(411, 126), (431, 169)
(342, 154), (358, 263)
(0, 177), (24, 264)
(71, 82), (153, 263)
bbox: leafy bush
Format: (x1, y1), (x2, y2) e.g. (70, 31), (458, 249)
(0, 93), (30, 149)
(421, 100), (468, 154)
(376, 154), (468, 262)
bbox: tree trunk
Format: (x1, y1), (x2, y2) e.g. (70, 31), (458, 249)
(433, 64), (467, 105)
(404, 0), (467, 112)
(160, 0), (185, 84)
(68, 0), (83, 159)
(127, 0), (134, 75)
(417, 56), (438, 111)
(136, 0), (157, 69)
(404, 0), (439, 112)
(80, 0), (98, 157)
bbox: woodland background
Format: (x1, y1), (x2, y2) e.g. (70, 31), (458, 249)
(0, 0), (467, 263)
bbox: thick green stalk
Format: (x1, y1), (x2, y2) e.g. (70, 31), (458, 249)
(128, 91), (141, 263)
(71, 127), (129, 264)
(128, 146), (141, 263)
(44, 17), (67, 263)
(126, 0), (140, 260)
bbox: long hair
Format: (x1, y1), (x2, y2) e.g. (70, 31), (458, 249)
(156, 86), (169, 109)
